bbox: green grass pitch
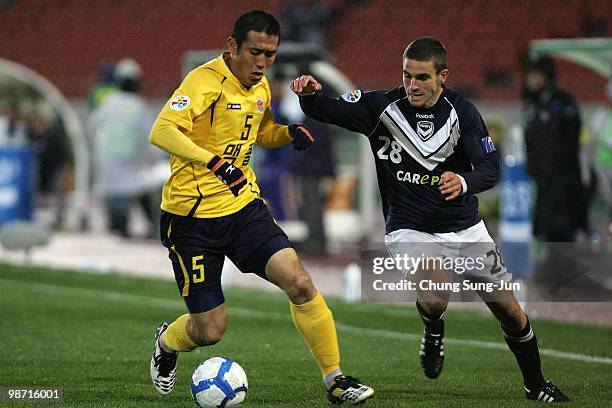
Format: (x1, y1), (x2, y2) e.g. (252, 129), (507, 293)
(1, 262), (611, 407)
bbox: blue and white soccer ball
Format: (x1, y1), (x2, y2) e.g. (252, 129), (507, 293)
(190, 357), (248, 408)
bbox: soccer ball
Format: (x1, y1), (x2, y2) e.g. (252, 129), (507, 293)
(190, 357), (248, 408)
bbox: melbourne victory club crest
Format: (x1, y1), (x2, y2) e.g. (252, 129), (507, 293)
(256, 97), (265, 112)
(416, 120), (434, 141)
(169, 95), (190, 111)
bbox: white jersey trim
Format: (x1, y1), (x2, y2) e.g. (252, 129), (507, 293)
(379, 97), (460, 171)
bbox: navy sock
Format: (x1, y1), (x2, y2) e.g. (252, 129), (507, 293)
(502, 317), (546, 390)
(416, 301), (444, 334)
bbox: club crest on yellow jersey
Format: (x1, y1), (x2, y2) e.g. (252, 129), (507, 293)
(256, 97), (265, 112)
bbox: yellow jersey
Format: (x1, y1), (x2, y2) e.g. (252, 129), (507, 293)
(156, 54), (291, 218)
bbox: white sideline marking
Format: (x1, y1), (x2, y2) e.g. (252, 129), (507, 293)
(2, 278), (612, 365)
(334, 324), (612, 365)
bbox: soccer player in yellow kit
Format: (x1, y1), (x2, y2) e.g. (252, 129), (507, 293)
(148, 10), (373, 404)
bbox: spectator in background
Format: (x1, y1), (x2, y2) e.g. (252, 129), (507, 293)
(590, 78), (612, 235)
(288, 115), (335, 254)
(284, 73), (335, 254)
(0, 101), (27, 147)
(89, 62), (118, 109)
(259, 70), (336, 254)
(88, 62), (118, 109)
(256, 72), (292, 220)
(282, 0), (332, 46)
(89, 58), (164, 238)
(27, 108), (71, 196)
(86, 61), (117, 222)
(522, 56), (587, 242)
(477, 116), (504, 233)
(26, 106), (72, 228)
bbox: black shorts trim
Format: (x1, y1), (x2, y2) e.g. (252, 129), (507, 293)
(183, 284), (225, 314)
(241, 234), (293, 279)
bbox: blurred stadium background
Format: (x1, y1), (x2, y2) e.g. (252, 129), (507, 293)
(0, 0), (611, 304)
(1, 0), (611, 311)
(1, 1), (611, 406)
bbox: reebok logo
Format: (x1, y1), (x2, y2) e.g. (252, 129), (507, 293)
(416, 113), (434, 118)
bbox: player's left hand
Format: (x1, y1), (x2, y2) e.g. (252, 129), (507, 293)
(288, 124), (314, 151)
(439, 171), (463, 201)
(290, 75), (323, 95)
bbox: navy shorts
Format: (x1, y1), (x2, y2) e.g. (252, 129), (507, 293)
(160, 199), (291, 313)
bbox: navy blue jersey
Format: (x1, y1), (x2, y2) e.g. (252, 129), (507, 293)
(299, 86), (499, 234)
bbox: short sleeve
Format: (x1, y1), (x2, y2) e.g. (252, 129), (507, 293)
(158, 69), (221, 131)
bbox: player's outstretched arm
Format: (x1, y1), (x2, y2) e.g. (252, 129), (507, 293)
(149, 117), (215, 165)
(290, 75), (375, 135)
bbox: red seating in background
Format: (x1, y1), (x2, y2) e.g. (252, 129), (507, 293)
(329, 0), (609, 101)
(0, 0), (608, 100)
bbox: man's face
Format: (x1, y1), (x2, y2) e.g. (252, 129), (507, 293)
(403, 58), (448, 109)
(227, 31), (279, 87)
(525, 70), (547, 93)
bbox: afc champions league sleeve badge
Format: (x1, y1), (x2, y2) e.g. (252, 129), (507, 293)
(341, 89), (362, 103)
(169, 95), (190, 111)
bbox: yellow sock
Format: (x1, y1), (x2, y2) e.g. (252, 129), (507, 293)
(161, 314), (198, 352)
(290, 291), (341, 379)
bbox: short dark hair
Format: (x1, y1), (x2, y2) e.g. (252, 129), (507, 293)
(403, 37), (447, 73)
(232, 10), (281, 48)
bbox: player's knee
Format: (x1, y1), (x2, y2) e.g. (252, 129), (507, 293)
(285, 271), (315, 304)
(504, 305), (527, 330)
(420, 299), (448, 317)
(266, 249), (316, 302)
(190, 315), (227, 346)
(192, 325), (225, 346)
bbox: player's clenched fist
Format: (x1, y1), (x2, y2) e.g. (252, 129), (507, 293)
(290, 75), (323, 95)
(439, 171), (463, 201)
(288, 124), (314, 151)
(207, 155), (247, 197)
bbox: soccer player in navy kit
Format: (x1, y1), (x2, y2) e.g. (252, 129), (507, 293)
(291, 37), (570, 403)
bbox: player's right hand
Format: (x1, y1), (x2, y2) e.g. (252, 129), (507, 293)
(206, 155), (247, 197)
(290, 75), (323, 95)
(439, 171), (463, 201)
